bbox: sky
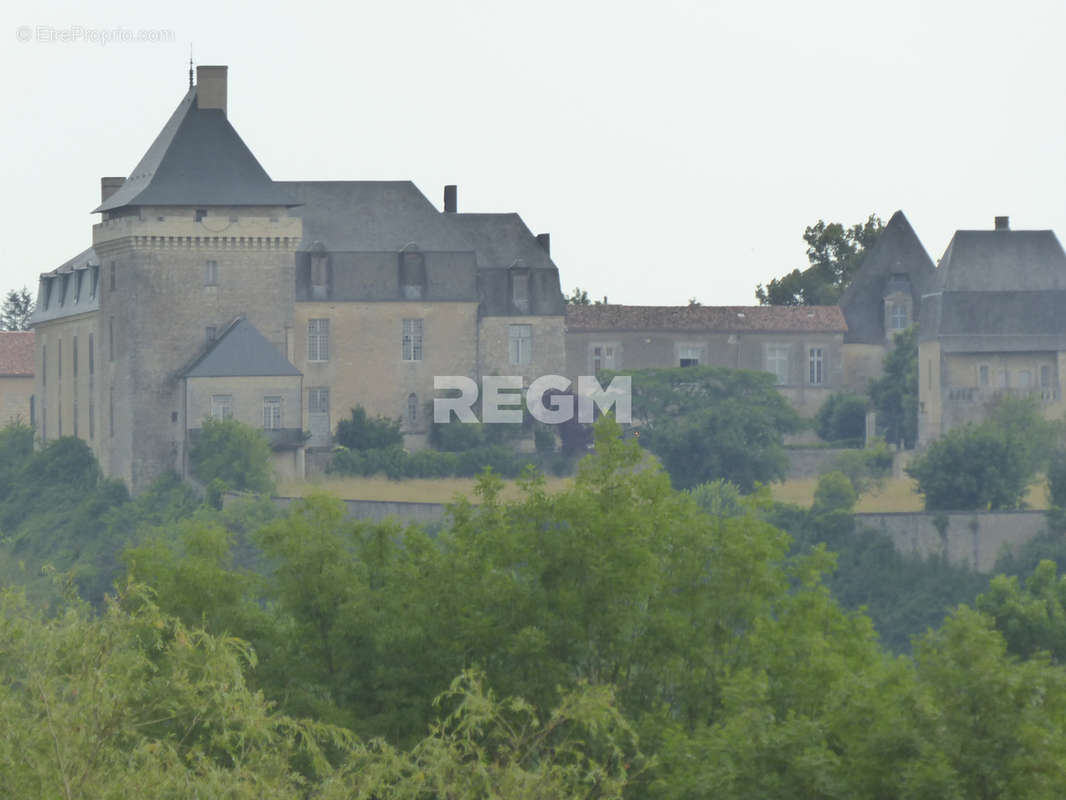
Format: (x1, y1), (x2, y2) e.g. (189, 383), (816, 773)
(3, 0), (1066, 307)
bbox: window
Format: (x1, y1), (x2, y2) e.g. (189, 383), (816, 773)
(1041, 365), (1052, 388)
(997, 368), (1008, 389)
(205, 260), (218, 286)
(979, 365), (989, 386)
(263, 397), (282, 430)
(592, 345), (617, 372)
(58, 339), (62, 380)
(509, 324), (532, 366)
(308, 319), (330, 362)
(89, 399), (94, 440)
(109, 261), (116, 291)
(766, 345), (789, 385)
(679, 345), (701, 368)
(109, 317), (115, 362)
(407, 393), (418, 426)
(309, 387), (330, 414)
(88, 333), (94, 376)
(73, 335), (78, 378)
(399, 250), (426, 300)
(890, 303), (908, 330)
(808, 347), (823, 385)
(109, 386), (114, 438)
(41, 344), (46, 387)
(1018, 369), (1032, 389)
(89, 266), (98, 300)
(211, 394), (233, 421)
(512, 272), (530, 313)
(195, 208), (207, 222)
(74, 272), (81, 304)
(41, 279), (51, 311)
(403, 318), (424, 361)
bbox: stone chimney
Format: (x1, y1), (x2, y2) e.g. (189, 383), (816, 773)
(100, 176), (125, 204)
(994, 215), (1010, 231)
(536, 233), (550, 255)
(444, 185), (457, 213)
(196, 65), (228, 115)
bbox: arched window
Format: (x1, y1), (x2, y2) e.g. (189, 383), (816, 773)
(407, 393), (418, 426)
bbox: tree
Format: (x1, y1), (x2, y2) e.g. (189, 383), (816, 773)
(812, 470), (858, 513)
(755, 215), (883, 306)
(906, 421), (1033, 510)
(0, 287), (33, 331)
(617, 366), (801, 490)
(976, 560), (1066, 663)
(565, 287), (591, 305)
(814, 392), (868, 443)
(868, 325), (918, 448)
(334, 405), (403, 451)
(189, 417), (274, 495)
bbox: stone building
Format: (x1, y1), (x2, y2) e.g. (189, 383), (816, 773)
(564, 304), (847, 417)
(0, 331), (34, 425)
(917, 216), (1066, 443)
(31, 66), (565, 491)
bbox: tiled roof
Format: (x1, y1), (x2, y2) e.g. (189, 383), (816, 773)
(0, 332), (34, 377)
(565, 305), (847, 333)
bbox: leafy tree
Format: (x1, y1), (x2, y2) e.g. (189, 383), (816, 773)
(334, 405), (403, 451)
(976, 560), (1066, 663)
(566, 286), (591, 305)
(687, 478), (745, 518)
(616, 366), (801, 490)
(1048, 449), (1066, 509)
(189, 417), (274, 495)
(906, 421), (1032, 510)
(868, 325), (918, 448)
(814, 392), (867, 443)
(826, 438), (893, 496)
(0, 286), (33, 331)
(812, 470), (857, 513)
(755, 215), (883, 306)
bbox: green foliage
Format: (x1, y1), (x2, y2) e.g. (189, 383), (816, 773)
(976, 560), (1066, 663)
(0, 286), (34, 331)
(334, 405), (403, 451)
(686, 478), (745, 518)
(755, 215), (883, 306)
(868, 325), (918, 448)
(617, 365), (801, 490)
(189, 416), (274, 495)
(812, 470), (857, 513)
(826, 438), (893, 496)
(329, 444), (540, 479)
(907, 420), (1036, 511)
(814, 391), (867, 443)
(534, 425), (556, 454)
(430, 417), (487, 451)
(1048, 449), (1066, 509)
(565, 286), (592, 305)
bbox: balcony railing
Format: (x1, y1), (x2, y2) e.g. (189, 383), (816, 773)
(946, 387), (1060, 404)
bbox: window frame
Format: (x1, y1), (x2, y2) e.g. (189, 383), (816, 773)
(263, 396), (283, 430)
(509, 324), (533, 366)
(766, 344), (790, 385)
(808, 347), (824, 386)
(307, 318), (330, 362)
(210, 394), (234, 421)
(402, 318), (424, 362)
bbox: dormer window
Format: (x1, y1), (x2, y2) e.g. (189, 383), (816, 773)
(41, 279), (51, 311)
(59, 274), (69, 307)
(399, 248), (426, 300)
(89, 266), (98, 300)
(511, 269), (530, 313)
(195, 209), (207, 222)
(890, 303), (908, 330)
(73, 271), (82, 304)
(310, 245), (330, 299)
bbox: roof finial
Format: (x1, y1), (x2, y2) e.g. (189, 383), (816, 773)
(188, 45), (194, 89)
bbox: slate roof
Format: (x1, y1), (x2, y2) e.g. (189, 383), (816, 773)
(840, 210), (935, 344)
(95, 86), (296, 212)
(184, 318), (300, 378)
(448, 213), (556, 270)
(0, 332), (34, 377)
(921, 227), (1066, 347)
(29, 247), (100, 325)
(566, 305), (847, 333)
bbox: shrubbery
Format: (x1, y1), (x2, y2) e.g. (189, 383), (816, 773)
(335, 406), (404, 451)
(328, 444), (546, 480)
(814, 392), (867, 444)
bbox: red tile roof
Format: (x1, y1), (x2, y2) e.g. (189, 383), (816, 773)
(0, 332), (34, 377)
(565, 305), (847, 333)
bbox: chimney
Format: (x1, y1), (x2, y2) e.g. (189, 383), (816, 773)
(536, 233), (551, 255)
(100, 176), (125, 204)
(443, 185), (457, 213)
(196, 65), (228, 115)
(994, 215), (1010, 231)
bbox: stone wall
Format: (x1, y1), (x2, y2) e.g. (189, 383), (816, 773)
(854, 511), (1048, 572)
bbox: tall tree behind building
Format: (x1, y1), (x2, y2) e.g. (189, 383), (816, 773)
(756, 215), (884, 305)
(0, 287), (34, 331)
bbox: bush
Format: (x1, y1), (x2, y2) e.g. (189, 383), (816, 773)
(828, 438), (893, 496)
(329, 444), (536, 480)
(815, 393), (868, 443)
(906, 422), (1031, 511)
(1049, 449), (1066, 509)
(189, 418), (274, 495)
(812, 470), (858, 513)
(335, 406), (403, 451)
(430, 419), (487, 452)
(534, 426), (556, 454)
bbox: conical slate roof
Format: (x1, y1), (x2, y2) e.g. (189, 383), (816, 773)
(184, 318), (300, 378)
(840, 210), (935, 344)
(94, 85), (296, 212)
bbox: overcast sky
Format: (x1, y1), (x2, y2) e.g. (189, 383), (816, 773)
(4, 0), (1065, 307)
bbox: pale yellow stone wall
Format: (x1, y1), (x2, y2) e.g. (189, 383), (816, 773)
(478, 316), (566, 385)
(842, 343), (887, 394)
(33, 311), (105, 463)
(294, 301), (479, 440)
(0, 376), (33, 425)
(186, 375), (302, 430)
(918, 340), (942, 443)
